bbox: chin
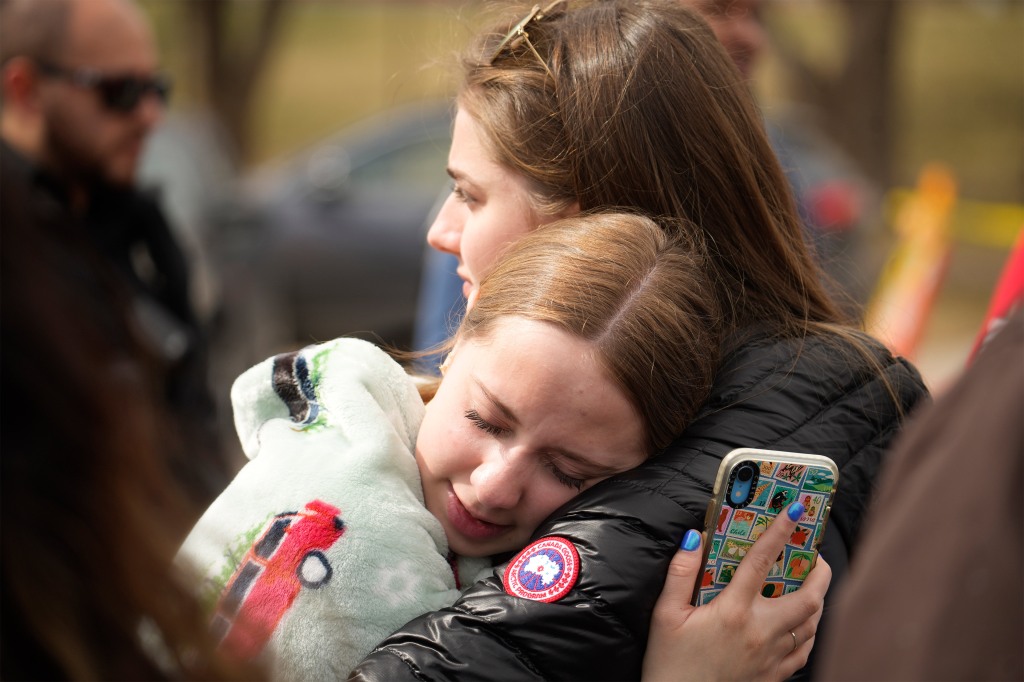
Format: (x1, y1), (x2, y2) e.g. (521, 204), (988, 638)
(106, 168), (138, 188)
(96, 171), (133, 189)
(452, 545), (489, 559)
(103, 154), (141, 187)
(451, 536), (519, 559)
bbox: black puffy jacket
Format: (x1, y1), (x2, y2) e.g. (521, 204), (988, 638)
(351, 331), (928, 681)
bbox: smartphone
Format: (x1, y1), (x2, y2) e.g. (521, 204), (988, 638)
(693, 448), (839, 605)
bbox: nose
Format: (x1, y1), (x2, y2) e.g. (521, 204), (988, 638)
(470, 448), (531, 512)
(426, 193), (464, 258)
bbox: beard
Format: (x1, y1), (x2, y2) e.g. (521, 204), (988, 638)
(42, 113), (144, 190)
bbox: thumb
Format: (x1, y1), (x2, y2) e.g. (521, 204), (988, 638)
(654, 529), (705, 617)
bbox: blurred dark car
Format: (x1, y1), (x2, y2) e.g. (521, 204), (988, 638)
(212, 101), (453, 354)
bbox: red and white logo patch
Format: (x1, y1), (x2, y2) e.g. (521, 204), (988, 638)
(503, 536), (580, 603)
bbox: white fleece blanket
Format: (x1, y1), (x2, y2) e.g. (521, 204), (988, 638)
(177, 338), (488, 680)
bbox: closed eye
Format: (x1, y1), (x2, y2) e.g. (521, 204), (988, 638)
(544, 460), (585, 491)
(464, 409), (508, 437)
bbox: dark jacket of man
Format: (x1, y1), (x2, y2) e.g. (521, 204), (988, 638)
(1, 140), (226, 510)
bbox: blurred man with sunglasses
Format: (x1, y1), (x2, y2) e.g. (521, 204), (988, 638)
(1, 0), (167, 203)
(0, 0), (227, 513)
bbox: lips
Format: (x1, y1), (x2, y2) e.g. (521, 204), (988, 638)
(455, 267), (474, 300)
(445, 486), (510, 542)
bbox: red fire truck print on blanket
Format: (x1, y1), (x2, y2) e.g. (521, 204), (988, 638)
(503, 537), (580, 603)
(210, 499), (345, 658)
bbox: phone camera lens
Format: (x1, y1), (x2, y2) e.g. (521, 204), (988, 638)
(728, 462), (758, 508)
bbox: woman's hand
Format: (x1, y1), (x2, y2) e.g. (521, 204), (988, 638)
(642, 502), (831, 682)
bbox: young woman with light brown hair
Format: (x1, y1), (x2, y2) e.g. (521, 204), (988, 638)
(351, 1), (928, 680)
(178, 211), (734, 678)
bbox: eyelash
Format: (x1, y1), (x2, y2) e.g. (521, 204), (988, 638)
(451, 183), (475, 204)
(464, 409), (507, 436)
(545, 462), (585, 491)
(464, 409), (586, 491)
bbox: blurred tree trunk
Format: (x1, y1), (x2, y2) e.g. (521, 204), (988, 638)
(771, 0), (903, 187)
(183, 0), (288, 167)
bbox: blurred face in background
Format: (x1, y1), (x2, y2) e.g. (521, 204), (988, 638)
(36, 0), (165, 187)
(683, 0), (766, 79)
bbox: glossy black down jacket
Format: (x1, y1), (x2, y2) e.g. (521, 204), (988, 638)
(350, 331), (928, 681)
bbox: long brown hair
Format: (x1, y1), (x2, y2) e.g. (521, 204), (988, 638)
(459, 0), (849, 338)
(459, 211), (722, 452)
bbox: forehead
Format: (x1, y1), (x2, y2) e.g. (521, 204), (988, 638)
(449, 107), (543, 210)
(449, 109), (503, 181)
(62, 0), (157, 70)
(459, 318), (646, 459)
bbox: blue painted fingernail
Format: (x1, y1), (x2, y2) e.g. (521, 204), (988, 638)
(787, 502), (805, 522)
(681, 529), (701, 552)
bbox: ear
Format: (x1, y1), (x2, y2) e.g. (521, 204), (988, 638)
(439, 337), (466, 377)
(1, 57), (44, 113)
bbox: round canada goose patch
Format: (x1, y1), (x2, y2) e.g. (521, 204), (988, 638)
(503, 537), (580, 602)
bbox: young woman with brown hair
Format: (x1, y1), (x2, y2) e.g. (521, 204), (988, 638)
(350, 2), (928, 680)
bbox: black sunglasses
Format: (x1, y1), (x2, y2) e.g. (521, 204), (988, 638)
(35, 61), (172, 113)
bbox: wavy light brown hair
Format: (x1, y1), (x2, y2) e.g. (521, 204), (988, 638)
(458, 0), (849, 338)
(459, 212), (722, 453)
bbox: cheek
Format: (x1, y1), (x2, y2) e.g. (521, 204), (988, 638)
(521, 485), (576, 529)
(415, 406), (448, 475)
(46, 102), (87, 143)
(50, 106), (118, 163)
(463, 210), (536, 282)
(417, 402), (476, 478)
(460, 216), (501, 283)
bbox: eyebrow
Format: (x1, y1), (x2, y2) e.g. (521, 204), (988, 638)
(474, 379), (630, 477)
(447, 166), (472, 183)
(476, 380), (519, 426)
(447, 166), (481, 191)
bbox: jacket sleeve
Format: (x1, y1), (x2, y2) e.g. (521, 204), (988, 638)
(349, 334), (929, 682)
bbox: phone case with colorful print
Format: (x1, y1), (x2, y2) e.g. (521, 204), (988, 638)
(693, 448), (839, 606)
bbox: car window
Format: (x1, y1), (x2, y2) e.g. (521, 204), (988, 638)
(348, 136), (450, 194)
